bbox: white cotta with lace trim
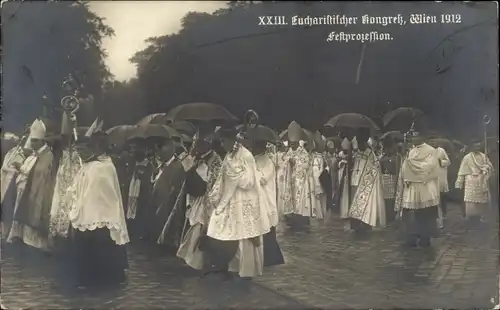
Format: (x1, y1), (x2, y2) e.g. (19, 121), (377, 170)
(207, 146), (271, 241)
(67, 156), (130, 245)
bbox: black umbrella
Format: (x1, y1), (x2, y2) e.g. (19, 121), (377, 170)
(106, 125), (139, 148)
(129, 124), (181, 141)
(380, 130), (404, 142)
(325, 113), (380, 132)
(383, 108), (426, 131)
(246, 125), (281, 144)
(136, 113), (167, 126)
(169, 120), (197, 136)
(165, 103), (238, 123)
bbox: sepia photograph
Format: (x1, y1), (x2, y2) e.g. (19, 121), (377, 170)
(1, 1), (499, 309)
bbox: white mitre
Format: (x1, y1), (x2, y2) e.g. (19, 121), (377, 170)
(30, 119), (47, 140)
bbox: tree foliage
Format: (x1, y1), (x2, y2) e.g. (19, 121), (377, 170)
(131, 2), (497, 139)
(101, 79), (148, 128)
(2, 1), (114, 131)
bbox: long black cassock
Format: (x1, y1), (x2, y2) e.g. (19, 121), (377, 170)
(110, 154), (135, 215)
(150, 157), (187, 249)
(130, 159), (154, 240)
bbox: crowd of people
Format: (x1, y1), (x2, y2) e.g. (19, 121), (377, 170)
(0, 109), (497, 291)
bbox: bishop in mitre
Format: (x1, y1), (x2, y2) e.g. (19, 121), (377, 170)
(8, 118), (56, 252)
(281, 121), (312, 229)
(348, 134), (386, 230)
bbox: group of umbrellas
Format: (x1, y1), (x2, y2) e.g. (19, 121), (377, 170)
(103, 104), (470, 154)
(322, 108), (467, 154)
(1, 105), (495, 161)
(105, 102), (238, 148)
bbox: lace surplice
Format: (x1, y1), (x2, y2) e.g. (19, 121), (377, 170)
(49, 150), (82, 238)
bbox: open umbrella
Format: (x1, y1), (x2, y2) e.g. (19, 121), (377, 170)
(136, 113), (167, 126)
(383, 107), (425, 131)
(325, 113), (380, 132)
(380, 130), (404, 142)
(246, 125), (281, 144)
(165, 102), (238, 123)
(106, 125), (139, 148)
(129, 124), (181, 141)
(170, 121), (197, 136)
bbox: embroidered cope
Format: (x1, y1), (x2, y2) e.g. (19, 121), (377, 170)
(49, 149), (83, 238)
(280, 146), (311, 216)
(207, 146), (271, 241)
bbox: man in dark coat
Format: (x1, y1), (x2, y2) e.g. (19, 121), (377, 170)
(149, 138), (187, 252)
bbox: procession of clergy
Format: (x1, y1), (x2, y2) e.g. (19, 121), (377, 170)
(0, 113), (495, 290)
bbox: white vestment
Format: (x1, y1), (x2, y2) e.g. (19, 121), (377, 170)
(339, 149), (370, 219)
(207, 146), (271, 241)
(177, 152), (222, 270)
(309, 152), (326, 219)
(338, 151), (350, 219)
(7, 145), (49, 251)
(455, 152), (494, 217)
(49, 149), (82, 238)
(280, 146), (312, 217)
(207, 146), (270, 278)
(275, 151), (288, 217)
(395, 143), (440, 211)
(348, 149), (386, 228)
(67, 156), (130, 245)
(1, 148), (25, 238)
(435, 147), (451, 193)
(1, 148), (24, 203)
(255, 154), (279, 227)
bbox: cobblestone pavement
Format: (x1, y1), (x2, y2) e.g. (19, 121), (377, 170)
(1, 243), (304, 309)
(256, 203), (499, 309)
(1, 202), (498, 309)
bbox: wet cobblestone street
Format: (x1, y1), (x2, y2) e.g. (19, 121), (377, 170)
(1, 203), (498, 309)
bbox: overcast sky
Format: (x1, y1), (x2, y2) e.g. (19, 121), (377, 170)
(89, 1), (226, 81)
